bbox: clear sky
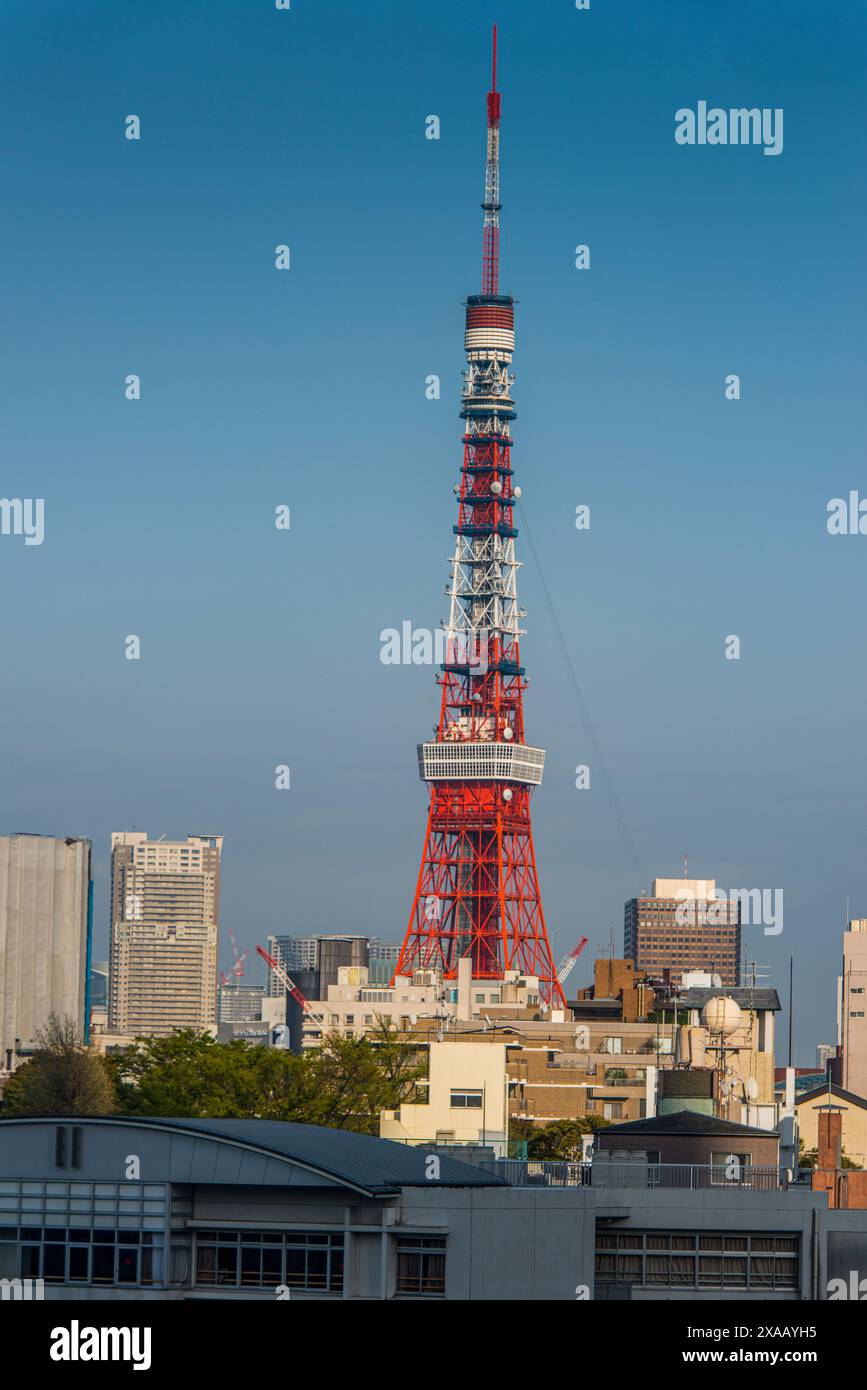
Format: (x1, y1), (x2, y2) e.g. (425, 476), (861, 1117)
(1, 0), (865, 1062)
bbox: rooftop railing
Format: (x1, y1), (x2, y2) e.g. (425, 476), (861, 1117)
(478, 1160), (789, 1191)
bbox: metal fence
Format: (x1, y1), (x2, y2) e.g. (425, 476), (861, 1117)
(478, 1159), (788, 1191)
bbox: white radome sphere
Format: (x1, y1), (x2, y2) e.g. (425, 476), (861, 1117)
(513, 486), (522, 498)
(503, 788), (513, 802)
(701, 995), (743, 1035)
(490, 480), (502, 495)
(503, 726), (513, 740)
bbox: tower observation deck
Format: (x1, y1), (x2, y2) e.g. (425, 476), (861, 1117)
(395, 29), (563, 1005)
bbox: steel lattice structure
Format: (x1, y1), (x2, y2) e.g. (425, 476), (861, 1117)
(395, 29), (564, 1006)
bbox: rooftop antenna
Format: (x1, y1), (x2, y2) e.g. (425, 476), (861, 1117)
(683, 851), (688, 879)
(481, 24), (502, 294)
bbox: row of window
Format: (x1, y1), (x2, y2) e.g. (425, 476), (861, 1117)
(196, 1231), (344, 1292)
(194, 1232), (446, 1295)
(0, 1227), (162, 1285)
(0, 1223), (446, 1296)
(595, 1230), (799, 1291)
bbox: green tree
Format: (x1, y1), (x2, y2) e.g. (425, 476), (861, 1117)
(108, 1023), (424, 1133)
(526, 1116), (610, 1161)
(1, 1014), (117, 1116)
(110, 1030), (321, 1122)
(312, 1025), (425, 1134)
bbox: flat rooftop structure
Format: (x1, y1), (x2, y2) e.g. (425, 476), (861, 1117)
(676, 986), (782, 1012)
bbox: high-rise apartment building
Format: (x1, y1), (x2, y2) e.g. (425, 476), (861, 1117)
(841, 918), (867, 1098)
(624, 878), (741, 988)
(108, 832), (223, 1037)
(265, 935), (319, 994)
(0, 833), (93, 1071)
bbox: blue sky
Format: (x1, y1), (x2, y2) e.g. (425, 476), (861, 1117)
(1, 0), (865, 1061)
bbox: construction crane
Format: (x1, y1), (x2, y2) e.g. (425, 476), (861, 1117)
(556, 937), (589, 989)
(220, 927), (249, 988)
(255, 944), (330, 1035)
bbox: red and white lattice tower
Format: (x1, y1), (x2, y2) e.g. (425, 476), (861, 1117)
(395, 28), (564, 1006)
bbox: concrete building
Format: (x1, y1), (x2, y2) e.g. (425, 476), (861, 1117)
(0, 1114), (864, 1300)
(625, 877), (741, 987)
(841, 918), (867, 1098)
(0, 834), (92, 1073)
(218, 984), (265, 1025)
(571, 957), (657, 1022)
(378, 992), (779, 1145)
(381, 1041), (509, 1151)
(594, 1110), (779, 1172)
(796, 1083), (867, 1171)
(292, 970), (445, 1052)
(108, 832), (223, 1038)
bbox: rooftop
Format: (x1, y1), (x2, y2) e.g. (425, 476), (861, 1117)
(597, 1110), (778, 1139)
(676, 986), (782, 1012)
(794, 1082), (867, 1112)
(0, 1115), (506, 1197)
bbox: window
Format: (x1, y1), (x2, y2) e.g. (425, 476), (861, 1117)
(595, 1229), (798, 1292)
(450, 1089), (483, 1109)
(195, 1230), (343, 1293)
(3, 1227), (162, 1286)
(396, 1237), (446, 1296)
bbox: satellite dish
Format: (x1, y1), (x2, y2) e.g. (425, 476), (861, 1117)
(409, 1014), (417, 1025)
(746, 1076), (759, 1101)
(720, 1078), (732, 1096)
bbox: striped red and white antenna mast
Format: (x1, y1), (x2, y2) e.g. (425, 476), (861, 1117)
(482, 24), (502, 294)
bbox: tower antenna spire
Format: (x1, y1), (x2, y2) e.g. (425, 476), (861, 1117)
(482, 24), (502, 294)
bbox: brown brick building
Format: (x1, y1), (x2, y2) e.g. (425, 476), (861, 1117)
(624, 877), (741, 987)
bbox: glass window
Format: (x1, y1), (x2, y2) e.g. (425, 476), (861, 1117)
(91, 1245), (114, 1282)
(396, 1237), (446, 1296)
(450, 1089), (483, 1109)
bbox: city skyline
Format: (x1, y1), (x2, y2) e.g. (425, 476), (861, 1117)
(2, 0), (866, 1061)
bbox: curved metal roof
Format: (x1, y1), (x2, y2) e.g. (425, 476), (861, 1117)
(0, 1115), (505, 1196)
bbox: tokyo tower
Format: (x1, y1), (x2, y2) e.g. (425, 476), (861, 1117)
(395, 27), (564, 1006)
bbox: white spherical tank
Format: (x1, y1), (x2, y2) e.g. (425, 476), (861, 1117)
(701, 995), (743, 1034)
